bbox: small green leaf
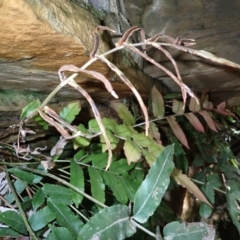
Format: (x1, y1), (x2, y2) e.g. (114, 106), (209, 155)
(42, 184), (72, 205)
(60, 101), (81, 124)
(70, 160), (84, 207)
(88, 119), (100, 132)
(132, 133), (153, 148)
(102, 118), (118, 131)
(146, 142), (164, 165)
(100, 129), (119, 152)
(88, 167), (105, 204)
(148, 122), (161, 144)
(133, 145), (174, 223)
(47, 225), (74, 240)
(92, 153), (108, 169)
(20, 100), (41, 119)
(29, 206), (55, 231)
(5, 179), (27, 204)
(47, 199), (83, 237)
(109, 159), (134, 174)
(8, 168), (34, 184)
(32, 188), (46, 211)
(78, 205), (136, 240)
(0, 210), (27, 234)
(123, 137), (141, 165)
(200, 174), (221, 218)
(113, 124), (137, 138)
(172, 99), (185, 114)
(163, 221), (215, 240)
(74, 149), (86, 161)
(34, 115), (49, 130)
(110, 102), (135, 125)
(151, 86), (165, 118)
(103, 172), (128, 204)
(72, 124), (90, 149)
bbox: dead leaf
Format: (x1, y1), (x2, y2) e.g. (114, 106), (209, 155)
(171, 167), (213, 207)
(185, 112), (205, 133)
(199, 110), (217, 132)
(151, 86), (165, 117)
(167, 116), (189, 149)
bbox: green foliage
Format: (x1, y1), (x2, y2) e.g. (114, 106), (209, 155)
(133, 145), (174, 223)
(20, 99), (41, 119)
(59, 101), (81, 124)
(3, 27), (240, 239)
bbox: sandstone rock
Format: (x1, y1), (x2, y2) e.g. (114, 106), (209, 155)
(0, 0), (153, 115)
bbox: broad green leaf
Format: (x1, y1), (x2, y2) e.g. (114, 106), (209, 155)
(74, 149), (86, 161)
(113, 124), (137, 138)
(72, 124), (90, 149)
(47, 199), (83, 237)
(88, 167), (105, 204)
(163, 221), (215, 240)
(0, 228), (20, 238)
(20, 100), (41, 119)
(70, 160), (84, 207)
(103, 172), (128, 204)
(110, 102), (135, 125)
(0, 210), (27, 234)
(78, 205), (136, 240)
(142, 149), (156, 166)
(226, 180), (240, 233)
(47, 225), (74, 240)
(88, 118), (117, 132)
(123, 137), (141, 165)
(167, 116), (189, 149)
(109, 159), (134, 174)
(133, 145), (174, 223)
(42, 184), (72, 205)
(8, 168), (34, 184)
(199, 174), (221, 219)
(29, 206), (55, 231)
(100, 129), (119, 152)
(60, 101), (81, 124)
(171, 168), (213, 207)
(132, 133), (153, 148)
(151, 86), (165, 118)
(32, 188), (46, 211)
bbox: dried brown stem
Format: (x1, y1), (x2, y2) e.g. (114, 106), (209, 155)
(123, 43), (197, 105)
(96, 54), (150, 136)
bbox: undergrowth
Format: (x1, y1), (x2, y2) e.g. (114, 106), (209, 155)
(0, 26), (240, 240)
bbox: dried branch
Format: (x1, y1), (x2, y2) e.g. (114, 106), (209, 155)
(96, 54), (150, 136)
(58, 73), (113, 170)
(123, 43), (198, 105)
(90, 26), (116, 58)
